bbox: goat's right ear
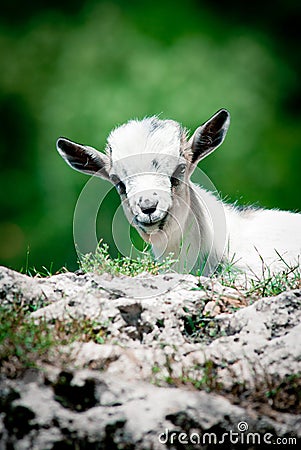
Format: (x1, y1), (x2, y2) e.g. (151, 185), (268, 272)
(56, 137), (110, 180)
(187, 109), (230, 166)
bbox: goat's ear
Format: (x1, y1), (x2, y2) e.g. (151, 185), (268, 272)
(56, 137), (110, 180)
(187, 109), (230, 166)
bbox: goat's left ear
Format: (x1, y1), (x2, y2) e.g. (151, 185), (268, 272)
(187, 109), (230, 165)
(56, 137), (111, 180)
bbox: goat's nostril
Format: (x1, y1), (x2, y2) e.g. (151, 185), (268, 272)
(139, 198), (158, 215)
(141, 206), (157, 215)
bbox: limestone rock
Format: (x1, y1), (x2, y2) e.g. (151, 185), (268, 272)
(0, 266), (300, 448)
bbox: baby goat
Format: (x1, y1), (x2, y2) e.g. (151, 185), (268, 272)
(56, 110), (301, 282)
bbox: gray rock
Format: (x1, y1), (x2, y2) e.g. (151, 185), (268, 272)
(0, 266), (300, 448)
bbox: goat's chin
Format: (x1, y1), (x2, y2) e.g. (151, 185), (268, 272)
(134, 213), (168, 234)
(136, 223), (160, 234)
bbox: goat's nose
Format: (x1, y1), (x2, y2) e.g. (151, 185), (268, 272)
(139, 198), (158, 215)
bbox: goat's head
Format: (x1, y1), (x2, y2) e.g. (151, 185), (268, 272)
(57, 109), (230, 241)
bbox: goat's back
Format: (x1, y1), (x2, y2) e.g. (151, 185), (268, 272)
(226, 206), (301, 277)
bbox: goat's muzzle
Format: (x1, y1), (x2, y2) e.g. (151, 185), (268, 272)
(134, 210), (168, 233)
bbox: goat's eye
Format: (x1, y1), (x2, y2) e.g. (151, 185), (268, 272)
(179, 164), (186, 174)
(110, 175), (126, 195)
(171, 164), (186, 187)
(116, 181), (126, 195)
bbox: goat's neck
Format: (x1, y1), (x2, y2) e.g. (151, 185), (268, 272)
(150, 182), (228, 274)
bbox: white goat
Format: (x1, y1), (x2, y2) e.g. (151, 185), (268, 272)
(57, 109), (301, 282)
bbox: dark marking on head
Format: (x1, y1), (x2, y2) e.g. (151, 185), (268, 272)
(152, 159), (160, 170)
(107, 144), (112, 157)
(235, 204), (261, 217)
(159, 214), (168, 230)
(149, 117), (162, 133)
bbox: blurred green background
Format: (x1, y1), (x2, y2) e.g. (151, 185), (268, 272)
(1, 0), (300, 273)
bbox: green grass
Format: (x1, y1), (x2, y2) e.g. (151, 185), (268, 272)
(0, 304), (109, 378)
(79, 240), (175, 277)
(184, 315), (224, 343)
(153, 353), (223, 393)
(79, 241), (300, 300)
(0, 305), (53, 377)
(245, 254), (301, 298)
(19, 247), (68, 277)
(215, 252), (301, 299)
(183, 258), (301, 344)
(172, 360), (223, 393)
(20, 241), (301, 302)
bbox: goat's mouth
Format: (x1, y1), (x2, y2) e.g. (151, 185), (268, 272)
(134, 213), (168, 233)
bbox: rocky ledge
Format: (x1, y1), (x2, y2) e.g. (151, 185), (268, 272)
(0, 266), (300, 449)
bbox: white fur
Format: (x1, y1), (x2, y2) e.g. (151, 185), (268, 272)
(225, 207), (301, 278)
(108, 118), (181, 162)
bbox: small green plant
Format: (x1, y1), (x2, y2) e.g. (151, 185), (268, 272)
(79, 240), (175, 276)
(157, 356), (223, 392)
(187, 360), (223, 392)
(152, 365), (161, 374)
(20, 247), (67, 277)
(152, 350), (222, 392)
(215, 251), (300, 299)
(183, 306), (223, 344)
(214, 254), (244, 288)
(0, 304), (109, 378)
(264, 373), (301, 413)
(246, 257), (301, 298)
(50, 317), (109, 346)
(0, 305), (53, 377)
(230, 370), (301, 415)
